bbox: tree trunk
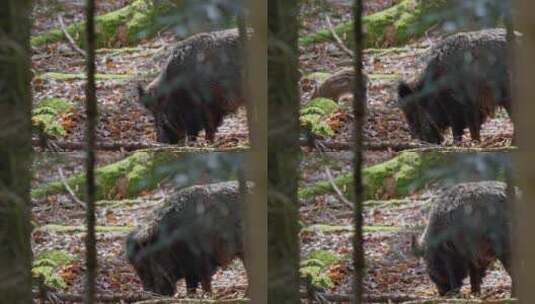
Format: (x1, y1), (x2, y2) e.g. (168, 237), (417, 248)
(84, 0), (98, 301)
(351, 0), (366, 302)
(241, 0), (268, 302)
(0, 0), (34, 303)
(514, 0), (535, 301)
(268, 0), (301, 303)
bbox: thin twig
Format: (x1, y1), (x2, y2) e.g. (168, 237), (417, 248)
(57, 15), (87, 57)
(325, 15), (354, 57)
(324, 166), (354, 208)
(58, 168), (86, 209)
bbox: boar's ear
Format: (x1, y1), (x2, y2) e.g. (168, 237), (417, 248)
(398, 82), (413, 100)
(410, 234), (425, 257)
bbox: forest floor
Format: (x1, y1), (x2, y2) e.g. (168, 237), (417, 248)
(30, 0), (514, 303)
(31, 0), (247, 302)
(298, 1), (514, 303)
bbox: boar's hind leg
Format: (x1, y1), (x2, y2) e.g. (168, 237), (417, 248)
(468, 123), (481, 142)
(451, 123), (466, 143)
(468, 263), (487, 295)
(200, 277), (213, 295)
(203, 107), (224, 143)
(185, 275), (200, 295)
(448, 108), (466, 143)
(497, 250), (515, 296)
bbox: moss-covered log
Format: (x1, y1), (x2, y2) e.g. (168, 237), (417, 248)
(299, 149), (513, 201)
(31, 0), (176, 48)
(299, 0), (450, 48)
(32, 150), (246, 200)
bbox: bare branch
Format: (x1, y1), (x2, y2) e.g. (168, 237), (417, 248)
(324, 166), (353, 208)
(57, 15), (86, 57)
(325, 15), (354, 57)
(58, 168), (86, 209)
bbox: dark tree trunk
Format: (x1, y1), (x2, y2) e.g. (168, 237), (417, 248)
(515, 0), (535, 301)
(84, 0), (98, 302)
(0, 0), (34, 302)
(268, 0), (301, 303)
(351, 0), (366, 303)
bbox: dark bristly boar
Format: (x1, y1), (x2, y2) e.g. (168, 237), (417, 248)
(412, 181), (515, 296)
(126, 181), (250, 296)
(398, 28), (515, 144)
(137, 29), (248, 144)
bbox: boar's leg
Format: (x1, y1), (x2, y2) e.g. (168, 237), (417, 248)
(468, 263), (487, 295)
(451, 124), (466, 143)
(443, 254), (467, 296)
(203, 106), (224, 143)
(185, 274), (200, 295)
(468, 122), (481, 142)
(200, 277), (213, 294)
(497, 250), (515, 296)
(448, 107), (466, 143)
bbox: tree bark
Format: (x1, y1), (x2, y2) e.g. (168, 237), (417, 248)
(351, 0), (366, 302)
(268, 0), (301, 303)
(0, 0), (34, 302)
(84, 0), (98, 301)
(514, 0), (535, 301)
(241, 0), (268, 302)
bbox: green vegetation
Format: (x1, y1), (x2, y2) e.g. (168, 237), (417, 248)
(301, 224), (400, 234)
(299, 151), (442, 200)
(38, 72), (133, 81)
(299, 0), (449, 48)
(32, 98), (73, 137)
(300, 250), (342, 289)
(300, 97), (340, 138)
(32, 250), (76, 289)
(32, 150), (180, 200)
(37, 224), (133, 233)
(32, 150), (248, 201)
(300, 150), (510, 201)
(31, 0), (177, 48)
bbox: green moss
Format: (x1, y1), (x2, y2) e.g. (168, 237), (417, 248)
(368, 73), (400, 81)
(304, 72), (332, 82)
(38, 224), (133, 233)
(32, 151), (178, 200)
(39, 72), (133, 81)
(31, 0), (178, 48)
(365, 199), (410, 208)
(300, 250), (342, 289)
(32, 149), (248, 201)
(32, 250), (76, 289)
(300, 97), (339, 138)
(299, 151), (442, 200)
(302, 224), (400, 234)
(299, 0), (447, 48)
(32, 98), (74, 137)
